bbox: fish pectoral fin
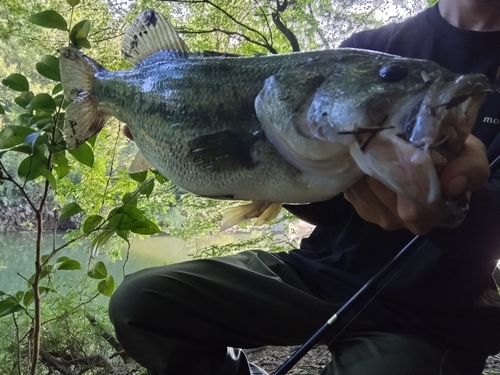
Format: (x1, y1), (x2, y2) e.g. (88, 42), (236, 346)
(188, 130), (263, 171)
(128, 150), (154, 173)
(251, 203), (282, 227)
(221, 201), (282, 231)
(121, 9), (190, 65)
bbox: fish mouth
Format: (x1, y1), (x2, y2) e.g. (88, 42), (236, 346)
(395, 74), (491, 224)
(403, 74), (491, 151)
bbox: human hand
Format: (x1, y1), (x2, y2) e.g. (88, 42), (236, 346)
(343, 135), (490, 235)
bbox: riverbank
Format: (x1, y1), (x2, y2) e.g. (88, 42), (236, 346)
(245, 346), (500, 374)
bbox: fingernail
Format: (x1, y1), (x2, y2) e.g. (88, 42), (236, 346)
(447, 176), (468, 197)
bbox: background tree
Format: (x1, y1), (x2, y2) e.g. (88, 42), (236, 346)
(0, 0), (428, 373)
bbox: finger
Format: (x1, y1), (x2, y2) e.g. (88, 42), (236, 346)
(366, 177), (400, 218)
(344, 178), (404, 231)
(439, 135), (489, 197)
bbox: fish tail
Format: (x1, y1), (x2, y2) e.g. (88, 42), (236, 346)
(59, 47), (108, 149)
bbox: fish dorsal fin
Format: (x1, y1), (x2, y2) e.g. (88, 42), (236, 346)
(128, 150), (154, 173)
(121, 9), (189, 65)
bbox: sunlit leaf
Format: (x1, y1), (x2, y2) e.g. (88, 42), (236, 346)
(36, 55), (61, 82)
(28, 10), (68, 31)
(2, 74), (29, 92)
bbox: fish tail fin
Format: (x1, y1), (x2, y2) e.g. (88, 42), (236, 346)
(59, 47), (108, 149)
(221, 201), (282, 231)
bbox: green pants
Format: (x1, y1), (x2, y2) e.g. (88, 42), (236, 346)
(108, 250), (476, 374)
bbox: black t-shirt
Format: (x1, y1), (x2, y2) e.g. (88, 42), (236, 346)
(276, 4), (500, 356)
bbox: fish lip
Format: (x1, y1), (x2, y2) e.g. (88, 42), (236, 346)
(406, 74), (491, 150)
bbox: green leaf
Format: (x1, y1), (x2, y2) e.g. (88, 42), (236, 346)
(129, 170), (147, 183)
(2, 74), (29, 92)
(0, 104), (4, 115)
(116, 205), (145, 221)
(18, 150), (51, 182)
(140, 180), (155, 198)
(23, 290), (33, 307)
(122, 192), (138, 207)
(98, 275), (115, 297)
(57, 259), (81, 270)
(87, 261), (107, 279)
(0, 297), (23, 317)
(53, 152), (69, 179)
(106, 213), (125, 230)
(38, 166), (58, 189)
(15, 291), (24, 302)
(90, 231), (113, 255)
(68, 142), (94, 167)
(66, 0), (81, 7)
(70, 20), (91, 49)
(28, 10), (68, 31)
(0, 126), (35, 150)
(59, 202), (84, 220)
(52, 83), (63, 95)
(36, 55), (61, 82)
(116, 230), (130, 241)
(83, 215), (104, 233)
(130, 219), (161, 235)
(29, 93), (56, 112)
(14, 91), (34, 108)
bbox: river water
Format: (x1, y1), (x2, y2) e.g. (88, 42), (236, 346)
(0, 231), (262, 295)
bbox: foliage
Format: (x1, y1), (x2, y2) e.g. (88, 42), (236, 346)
(0, 0), (430, 373)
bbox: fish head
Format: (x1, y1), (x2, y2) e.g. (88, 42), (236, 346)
(314, 52), (490, 225)
(259, 49), (490, 225)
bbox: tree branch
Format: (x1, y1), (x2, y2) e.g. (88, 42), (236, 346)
(272, 0), (300, 51)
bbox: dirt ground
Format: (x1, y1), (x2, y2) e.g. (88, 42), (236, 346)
(245, 345), (500, 375)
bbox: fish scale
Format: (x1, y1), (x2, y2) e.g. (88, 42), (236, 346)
(59, 9), (491, 229)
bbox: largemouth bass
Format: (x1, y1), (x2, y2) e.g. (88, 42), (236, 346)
(59, 9), (490, 229)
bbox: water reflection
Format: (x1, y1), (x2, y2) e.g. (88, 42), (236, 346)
(0, 231), (258, 295)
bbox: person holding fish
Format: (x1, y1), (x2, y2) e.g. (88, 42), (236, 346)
(58, 0), (500, 373)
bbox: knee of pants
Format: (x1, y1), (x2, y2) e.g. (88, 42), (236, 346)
(108, 266), (172, 329)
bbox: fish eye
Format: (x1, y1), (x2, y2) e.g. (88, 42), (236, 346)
(379, 63), (409, 83)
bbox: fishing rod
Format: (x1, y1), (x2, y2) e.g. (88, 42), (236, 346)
(273, 153), (500, 375)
